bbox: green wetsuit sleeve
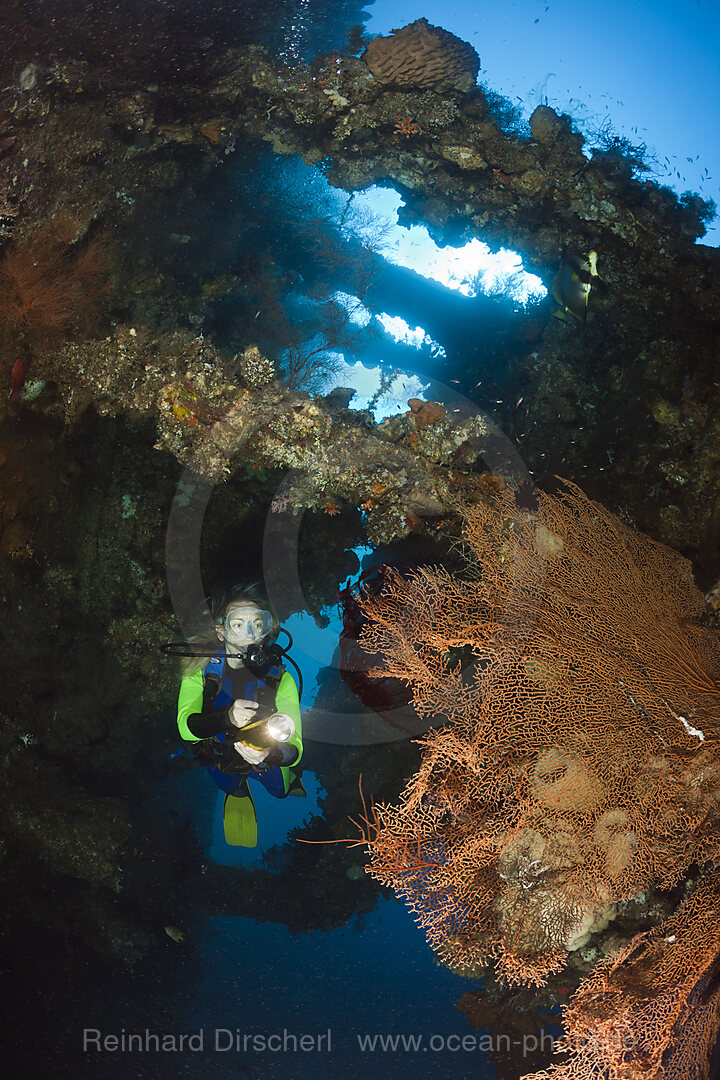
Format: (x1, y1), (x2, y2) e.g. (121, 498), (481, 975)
(177, 670), (205, 741)
(276, 670), (303, 765)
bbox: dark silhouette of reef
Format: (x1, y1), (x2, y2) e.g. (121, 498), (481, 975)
(1, 10), (718, 573)
(3, 0), (370, 82)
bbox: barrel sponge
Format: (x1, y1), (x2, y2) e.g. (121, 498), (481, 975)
(362, 19), (480, 94)
(529, 104), (572, 144)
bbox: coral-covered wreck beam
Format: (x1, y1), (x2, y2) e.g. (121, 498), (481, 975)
(205, 20), (713, 269)
(1, 18), (714, 292)
(5, 17), (708, 265)
(36, 330), (497, 545)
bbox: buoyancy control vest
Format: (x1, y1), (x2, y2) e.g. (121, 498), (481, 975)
(197, 651), (284, 773)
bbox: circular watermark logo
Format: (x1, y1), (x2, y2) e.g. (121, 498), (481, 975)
(165, 371), (544, 744)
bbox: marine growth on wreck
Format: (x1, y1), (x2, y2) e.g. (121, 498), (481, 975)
(1, 2), (719, 1079)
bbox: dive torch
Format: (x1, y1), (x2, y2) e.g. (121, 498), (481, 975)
(233, 712), (296, 753)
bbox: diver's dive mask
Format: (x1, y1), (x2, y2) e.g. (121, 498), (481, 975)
(219, 607), (273, 647)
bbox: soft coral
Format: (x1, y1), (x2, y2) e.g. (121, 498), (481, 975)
(0, 217), (111, 349)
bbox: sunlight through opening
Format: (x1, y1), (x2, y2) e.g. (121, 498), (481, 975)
(342, 185), (546, 304)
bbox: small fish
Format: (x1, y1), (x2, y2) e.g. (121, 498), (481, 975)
(9, 358), (26, 402)
(164, 925), (186, 944)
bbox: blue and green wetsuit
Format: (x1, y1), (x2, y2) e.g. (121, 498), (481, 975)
(177, 653), (303, 798)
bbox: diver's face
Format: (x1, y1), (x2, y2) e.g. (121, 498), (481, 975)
(216, 601), (272, 651)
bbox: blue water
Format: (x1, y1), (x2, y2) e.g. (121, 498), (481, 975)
(173, 515), (502, 1077)
(177, 898), (493, 1080)
(165, 760), (496, 1079)
(367, 0), (720, 244)
(208, 771), (324, 869)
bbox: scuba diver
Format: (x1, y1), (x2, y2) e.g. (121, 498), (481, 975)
(173, 585), (305, 848)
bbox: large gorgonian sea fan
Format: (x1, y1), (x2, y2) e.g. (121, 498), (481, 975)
(358, 480), (720, 986)
(525, 868), (720, 1080)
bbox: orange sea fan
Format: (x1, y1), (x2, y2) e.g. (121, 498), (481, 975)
(525, 869), (720, 1080)
(357, 480), (720, 987)
(0, 219), (112, 348)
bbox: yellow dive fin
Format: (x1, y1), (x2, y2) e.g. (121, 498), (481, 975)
(223, 791), (258, 847)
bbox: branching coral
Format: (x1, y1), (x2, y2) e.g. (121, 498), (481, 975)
(242, 218), (377, 392)
(393, 115), (423, 138)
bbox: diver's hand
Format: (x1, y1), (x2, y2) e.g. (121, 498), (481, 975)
(233, 742), (270, 766)
(228, 699), (259, 728)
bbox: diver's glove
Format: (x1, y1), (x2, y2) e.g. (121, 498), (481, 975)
(183, 697), (258, 741)
(228, 699), (270, 765)
(228, 699), (260, 727)
(233, 742), (270, 766)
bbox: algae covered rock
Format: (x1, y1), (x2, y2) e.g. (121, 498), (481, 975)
(529, 104), (570, 144)
(5, 758), (129, 891)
